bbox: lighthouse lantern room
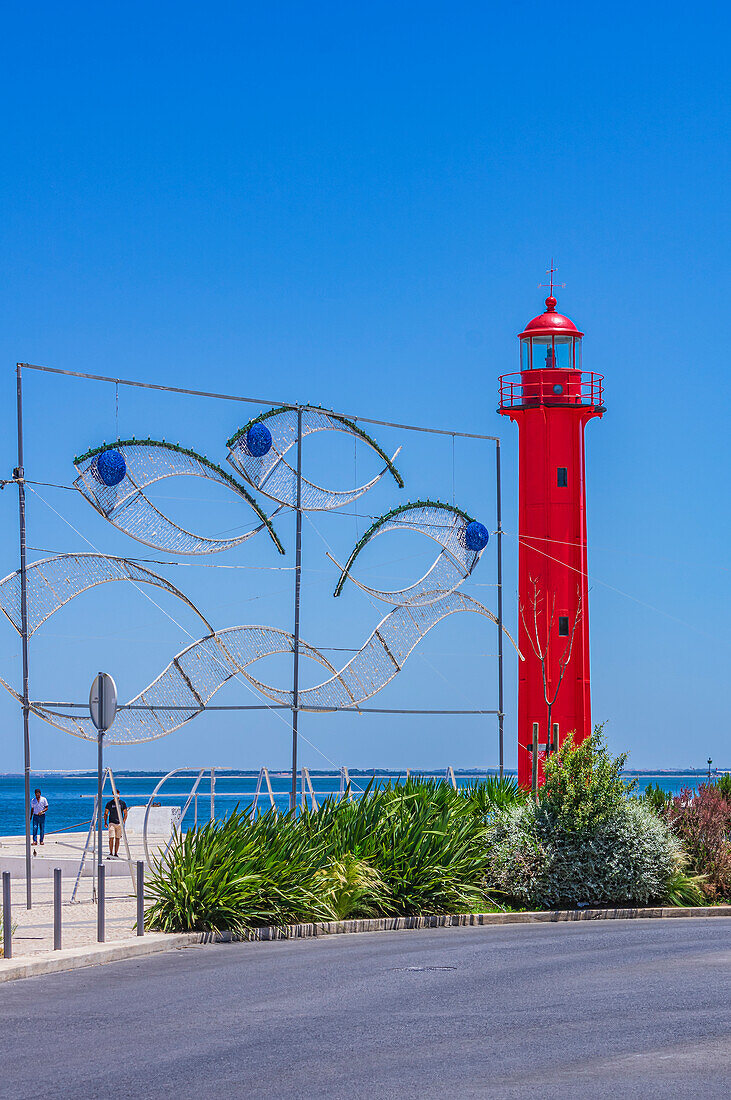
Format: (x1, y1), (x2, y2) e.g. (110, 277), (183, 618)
(499, 272), (604, 789)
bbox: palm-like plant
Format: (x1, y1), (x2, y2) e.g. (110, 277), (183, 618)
(144, 807), (330, 934)
(313, 855), (392, 920)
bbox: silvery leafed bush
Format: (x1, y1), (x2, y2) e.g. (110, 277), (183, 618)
(486, 798), (680, 910)
(485, 728), (684, 910)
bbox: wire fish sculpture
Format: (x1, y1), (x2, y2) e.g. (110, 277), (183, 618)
(73, 439), (284, 555)
(330, 501), (490, 606)
(226, 405), (404, 510)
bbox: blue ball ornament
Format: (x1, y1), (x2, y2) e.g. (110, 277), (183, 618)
(94, 448), (126, 487)
(246, 422), (272, 457)
(464, 520), (489, 552)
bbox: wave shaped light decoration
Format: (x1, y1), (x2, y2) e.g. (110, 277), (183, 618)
(0, 584), (518, 744)
(226, 406), (404, 510)
(73, 440), (284, 555)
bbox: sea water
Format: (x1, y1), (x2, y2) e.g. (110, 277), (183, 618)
(0, 771), (714, 837)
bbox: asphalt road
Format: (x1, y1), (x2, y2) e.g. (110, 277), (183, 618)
(1, 918), (729, 1099)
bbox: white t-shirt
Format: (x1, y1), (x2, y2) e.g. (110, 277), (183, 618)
(31, 796), (48, 814)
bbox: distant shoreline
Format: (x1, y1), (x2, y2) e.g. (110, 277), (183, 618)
(0, 769), (726, 778)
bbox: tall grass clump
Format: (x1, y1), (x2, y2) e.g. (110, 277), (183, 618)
(144, 807), (330, 934)
(461, 775), (526, 814)
(298, 779), (497, 915)
(313, 855), (392, 920)
(145, 777), (510, 932)
(485, 729), (698, 909)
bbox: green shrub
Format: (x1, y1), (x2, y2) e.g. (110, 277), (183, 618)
(486, 733), (693, 910)
(300, 780), (493, 915)
(540, 726), (637, 831)
(644, 782), (672, 813)
(713, 774), (731, 802)
(146, 779), (498, 931)
(371, 784), (491, 914)
(146, 761), (696, 933)
(144, 808), (329, 934)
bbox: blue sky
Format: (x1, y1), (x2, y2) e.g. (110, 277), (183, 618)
(0, 1), (728, 773)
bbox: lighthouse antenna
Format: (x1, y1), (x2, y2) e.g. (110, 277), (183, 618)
(538, 258), (566, 298)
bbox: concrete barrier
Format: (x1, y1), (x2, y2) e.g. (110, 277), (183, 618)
(125, 806), (181, 835)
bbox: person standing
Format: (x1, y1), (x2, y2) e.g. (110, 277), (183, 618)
(30, 787), (48, 846)
(103, 793), (128, 858)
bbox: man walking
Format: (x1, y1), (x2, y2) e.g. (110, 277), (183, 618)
(103, 793), (128, 858)
(31, 787), (48, 846)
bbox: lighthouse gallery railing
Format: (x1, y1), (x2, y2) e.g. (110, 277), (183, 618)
(498, 371), (604, 410)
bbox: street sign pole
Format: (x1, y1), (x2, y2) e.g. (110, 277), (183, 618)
(97, 725), (104, 888)
(89, 672), (118, 938)
(97, 721), (104, 942)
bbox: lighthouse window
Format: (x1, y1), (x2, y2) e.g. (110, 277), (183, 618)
(558, 616), (570, 636)
(557, 467), (568, 487)
(553, 338), (572, 370)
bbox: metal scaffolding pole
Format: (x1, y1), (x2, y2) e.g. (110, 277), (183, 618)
(14, 364), (32, 908)
(495, 439), (505, 780)
(290, 407), (303, 812)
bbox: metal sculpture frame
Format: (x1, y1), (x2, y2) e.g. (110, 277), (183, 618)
(9, 362), (506, 907)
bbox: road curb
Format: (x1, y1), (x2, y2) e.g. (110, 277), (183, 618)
(0, 932), (204, 984)
(2, 905), (729, 982)
(210, 904), (731, 941)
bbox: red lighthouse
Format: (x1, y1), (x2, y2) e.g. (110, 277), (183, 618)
(499, 272), (604, 788)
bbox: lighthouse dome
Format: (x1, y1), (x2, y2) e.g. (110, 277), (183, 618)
(518, 296), (583, 339)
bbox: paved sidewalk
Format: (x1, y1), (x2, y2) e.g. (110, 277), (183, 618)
(6, 873), (138, 956)
(0, 830), (169, 957)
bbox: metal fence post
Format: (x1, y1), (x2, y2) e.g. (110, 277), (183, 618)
(97, 864), (105, 943)
(53, 868), (62, 950)
(15, 364), (33, 910)
(495, 438), (504, 781)
(136, 861), (144, 936)
(290, 406), (303, 812)
(2, 872), (11, 959)
(532, 722), (539, 799)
